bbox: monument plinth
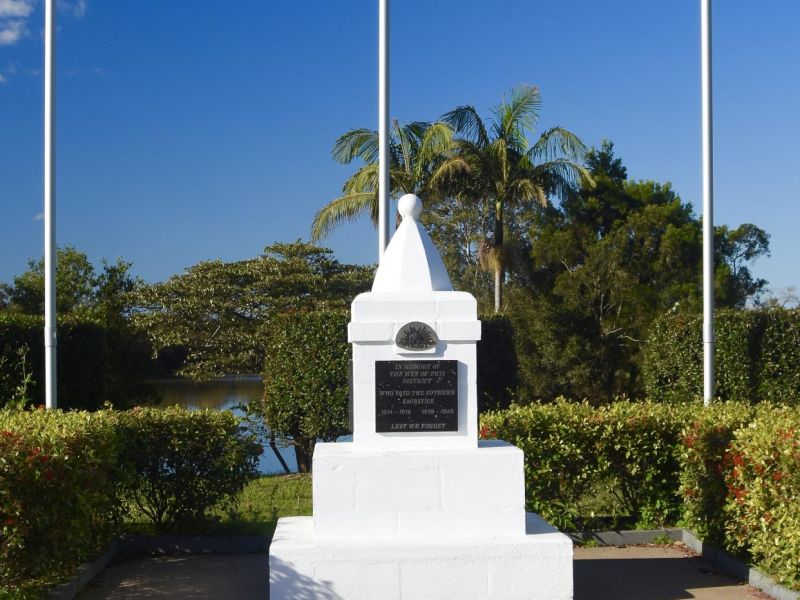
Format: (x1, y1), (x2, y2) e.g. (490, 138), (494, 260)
(270, 195), (573, 599)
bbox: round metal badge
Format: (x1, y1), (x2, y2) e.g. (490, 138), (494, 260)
(395, 321), (438, 351)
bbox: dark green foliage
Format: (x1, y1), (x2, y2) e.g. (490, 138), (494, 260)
(643, 309), (800, 403)
(476, 314), (518, 411)
(481, 400), (695, 530)
(757, 309), (800, 402)
(0, 313), (156, 410)
(4, 246), (139, 323)
(252, 310), (351, 472)
(597, 402), (694, 528)
(677, 402), (754, 546)
(117, 406), (262, 531)
(0, 409), (122, 588)
(132, 242), (372, 380)
(470, 141), (769, 402)
(480, 400), (604, 530)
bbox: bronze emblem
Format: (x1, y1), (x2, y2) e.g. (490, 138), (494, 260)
(395, 321), (438, 351)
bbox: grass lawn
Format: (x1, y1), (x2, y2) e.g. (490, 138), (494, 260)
(212, 473), (312, 537)
(124, 473), (313, 538)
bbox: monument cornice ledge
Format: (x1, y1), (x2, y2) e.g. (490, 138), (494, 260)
(348, 320), (481, 343)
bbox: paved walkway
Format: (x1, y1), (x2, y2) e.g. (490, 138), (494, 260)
(77, 544), (771, 599)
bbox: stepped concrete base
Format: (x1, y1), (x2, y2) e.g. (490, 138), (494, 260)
(313, 440), (525, 540)
(269, 513), (573, 600)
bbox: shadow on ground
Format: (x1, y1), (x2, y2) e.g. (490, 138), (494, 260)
(574, 546), (769, 600)
(79, 545), (769, 599)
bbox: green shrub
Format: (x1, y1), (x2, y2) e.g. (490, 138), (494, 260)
(482, 400), (699, 530)
(477, 314), (518, 412)
(251, 310), (351, 473)
(642, 309), (769, 402)
(117, 406), (261, 531)
(481, 400), (605, 530)
(0, 315), (41, 408)
(0, 313), (156, 410)
(677, 401), (754, 545)
(0, 408), (121, 588)
(597, 401), (695, 528)
(641, 312), (703, 402)
(724, 405), (800, 590)
(758, 309), (800, 403)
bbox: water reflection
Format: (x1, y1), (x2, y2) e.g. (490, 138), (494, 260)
(150, 378), (297, 474)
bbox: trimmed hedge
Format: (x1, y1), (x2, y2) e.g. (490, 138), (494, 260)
(0, 313), (156, 410)
(481, 400), (603, 530)
(677, 401), (754, 545)
(758, 310), (800, 402)
(482, 399), (800, 590)
(0, 406), (261, 594)
(481, 400), (695, 530)
(724, 405), (800, 589)
(643, 308), (799, 403)
(0, 409), (121, 588)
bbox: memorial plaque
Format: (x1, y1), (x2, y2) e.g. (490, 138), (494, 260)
(375, 360), (458, 432)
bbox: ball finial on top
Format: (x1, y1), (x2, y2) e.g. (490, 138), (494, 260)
(397, 194), (422, 220)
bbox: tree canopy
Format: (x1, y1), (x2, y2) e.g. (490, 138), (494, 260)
(502, 141), (770, 401)
(131, 241), (373, 379)
(2, 245), (139, 324)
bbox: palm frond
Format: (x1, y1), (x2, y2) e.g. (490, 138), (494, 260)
(414, 121), (454, 182)
(405, 121), (431, 141)
(441, 105), (489, 146)
(429, 156), (471, 187)
(532, 158), (593, 201)
(341, 163), (378, 196)
(394, 120), (414, 174)
(311, 192), (378, 241)
(530, 126), (588, 162)
(492, 85), (541, 144)
(332, 129), (379, 165)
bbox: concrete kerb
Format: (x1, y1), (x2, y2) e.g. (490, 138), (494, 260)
(44, 541), (118, 600)
(44, 528), (799, 600)
(569, 528), (799, 600)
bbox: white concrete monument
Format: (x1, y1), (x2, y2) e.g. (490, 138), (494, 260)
(269, 195), (573, 600)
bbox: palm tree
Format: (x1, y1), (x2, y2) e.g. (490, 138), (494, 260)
(311, 120), (454, 241)
(439, 85), (591, 312)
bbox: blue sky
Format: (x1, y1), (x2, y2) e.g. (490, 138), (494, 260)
(1, 0), (798, 296)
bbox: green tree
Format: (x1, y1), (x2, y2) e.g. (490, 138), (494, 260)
(311, 120), (454, 241)
(437, 85), (590, 312)
(5, 245), (139, 321)
(132, 241), (372, 380)
(251, 310), (351, 472)
(509, 141), (769, 401)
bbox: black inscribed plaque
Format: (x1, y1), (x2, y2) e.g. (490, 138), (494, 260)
(375, 360), (458, 433)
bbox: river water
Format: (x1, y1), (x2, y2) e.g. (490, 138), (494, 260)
(150, 378), (297, 474)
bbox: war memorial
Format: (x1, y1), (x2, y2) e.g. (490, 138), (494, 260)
(269, 194), (573, 599)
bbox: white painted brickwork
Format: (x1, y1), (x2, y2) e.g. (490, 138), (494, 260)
(313, 440), (525, 540)
(270, 514), (574, 600)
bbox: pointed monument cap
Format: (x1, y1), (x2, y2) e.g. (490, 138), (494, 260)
(372, 194), (453, 292)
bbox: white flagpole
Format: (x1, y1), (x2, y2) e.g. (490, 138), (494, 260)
(378, 0), (390, 260)
(701, 0), (715, 406)
(44, 0), (57, 409)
